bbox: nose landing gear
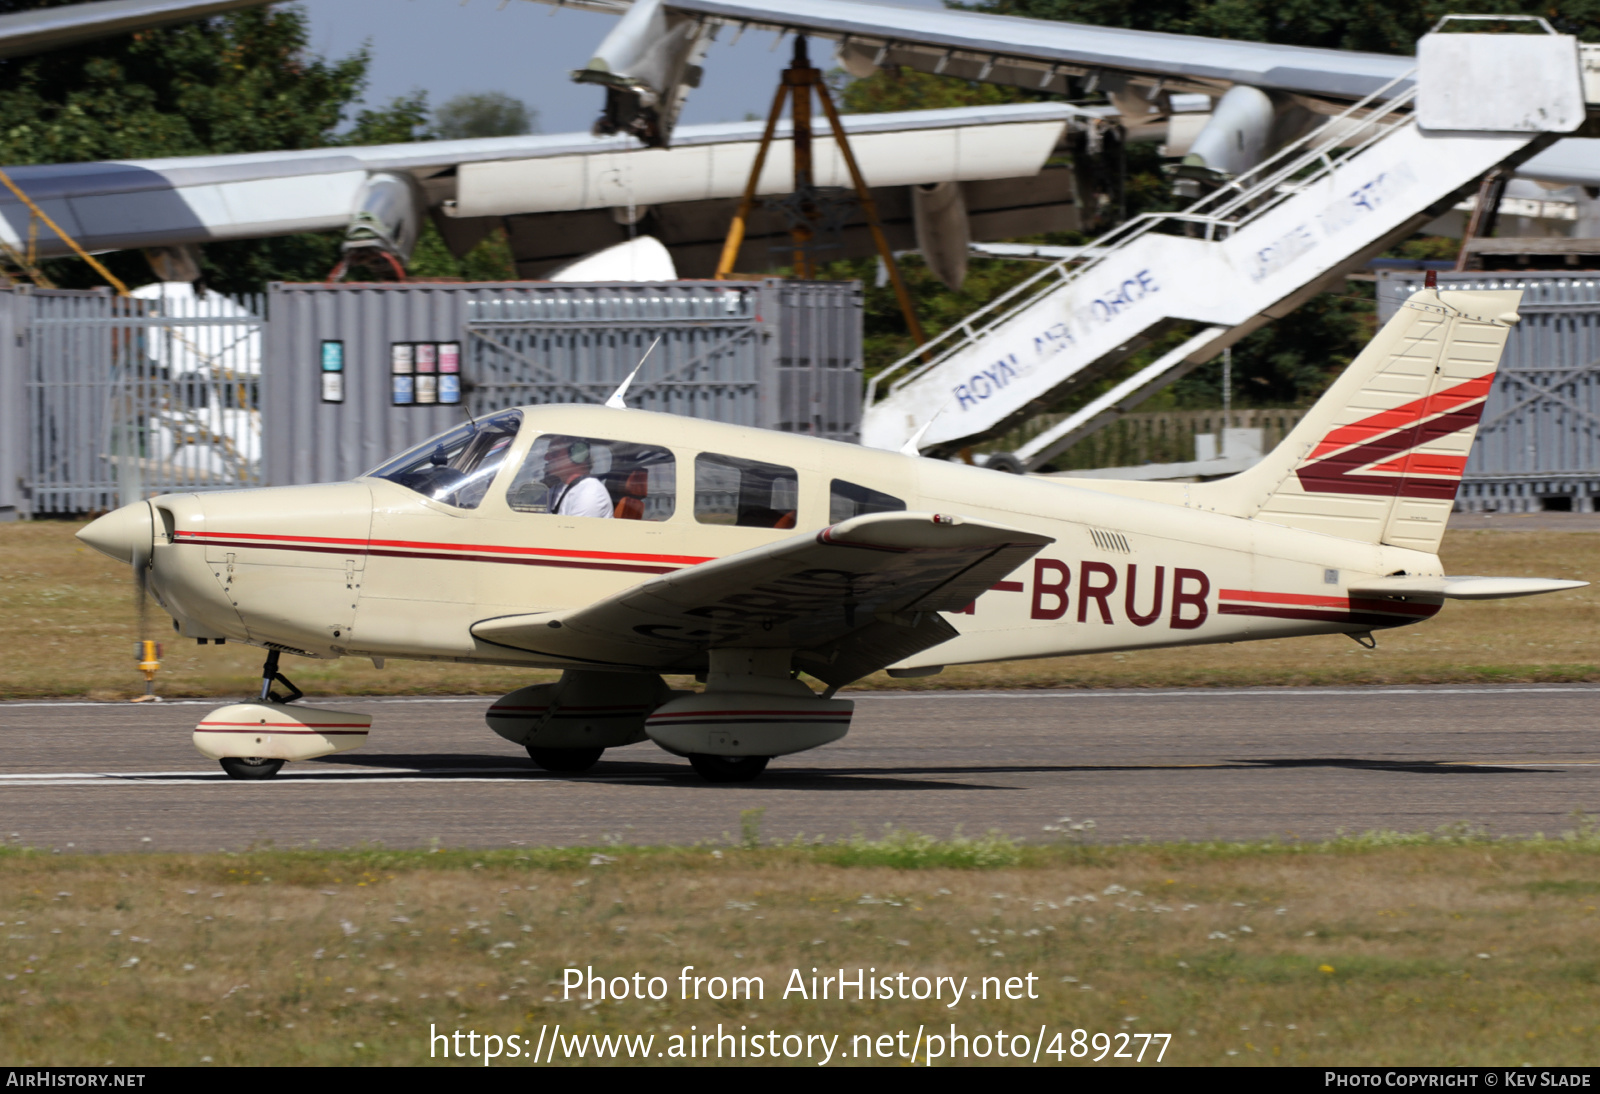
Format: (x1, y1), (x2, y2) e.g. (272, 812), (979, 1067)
(258, 649), (304, 706)
(194, 650), (371, 780)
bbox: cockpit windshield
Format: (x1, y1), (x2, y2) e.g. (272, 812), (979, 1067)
(367, 411), (522, 509)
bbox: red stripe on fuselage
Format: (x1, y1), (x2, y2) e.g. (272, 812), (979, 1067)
(1220, 589), (1439, 618)
(173, 529), (711, 567)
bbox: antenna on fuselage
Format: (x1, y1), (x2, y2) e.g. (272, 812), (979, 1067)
(900, 397), (954, 457)
(606, 335), (662, 409)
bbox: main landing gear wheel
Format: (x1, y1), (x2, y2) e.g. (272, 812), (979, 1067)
(688, 754), (769, 783)
(220, 757), (284, 780)
(526, 746), (604, 773)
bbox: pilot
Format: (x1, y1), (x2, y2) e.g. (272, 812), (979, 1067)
(545, 439), (613, 519)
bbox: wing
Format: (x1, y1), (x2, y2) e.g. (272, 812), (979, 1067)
(472, 510), (1052, 686)
(0, 0), (271, 60)
(0, 102), (1068, 262)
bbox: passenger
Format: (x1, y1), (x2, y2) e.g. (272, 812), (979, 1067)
(545, 439), (613, 518)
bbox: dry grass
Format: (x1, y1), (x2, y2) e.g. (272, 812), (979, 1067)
(3, 831), (1600, 1066)
(5, 520), (1598, 700)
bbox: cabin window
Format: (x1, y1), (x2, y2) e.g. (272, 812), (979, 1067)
(504, 433), (676, 521)
(694, 453), (799, 528)
(829, 479), (907, 524)
(368, 410), (522, 510)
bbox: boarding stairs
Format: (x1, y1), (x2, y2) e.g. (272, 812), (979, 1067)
(860, 29), (1593, 467)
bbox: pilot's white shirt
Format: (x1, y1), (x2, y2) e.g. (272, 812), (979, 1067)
(552, 475), (613, 518)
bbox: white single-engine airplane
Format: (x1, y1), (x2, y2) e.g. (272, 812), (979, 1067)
(76, 285), (1586, 782)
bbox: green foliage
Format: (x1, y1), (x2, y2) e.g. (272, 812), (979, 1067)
(344, 90), (432, 146)
(1167, 288), (1377, 409)
(834, 65), (1036, 113)
(406, 220), (517, 283)
(0, 5), (366, 164)
(818, 252), (1044, 380)
(433, 91), (537, 139)
(955, 0), (1600, 50)
(0, 6), (460, 294)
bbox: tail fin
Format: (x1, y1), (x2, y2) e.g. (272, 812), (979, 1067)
(1214, 287), (1521, 554)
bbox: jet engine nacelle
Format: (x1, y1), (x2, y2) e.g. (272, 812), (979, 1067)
(912, 180), (970, 292)
(645, 691), (854, 758)
(343, 171), (426, 263)
(573, 0), (711, 147)
(486, 670), (675, 751)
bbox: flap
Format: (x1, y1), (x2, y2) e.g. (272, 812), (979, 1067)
(1347, 575), (1589, 601)
(472, 510), (1052, 676)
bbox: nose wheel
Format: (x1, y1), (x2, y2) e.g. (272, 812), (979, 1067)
(220, 756), (285, 780)
(688, 754), (770, 783)
(526, 746), (604, 773)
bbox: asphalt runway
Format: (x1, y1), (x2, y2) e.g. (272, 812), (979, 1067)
(1, 686), (1597, 852)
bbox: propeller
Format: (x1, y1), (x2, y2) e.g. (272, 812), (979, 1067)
(129, 506), (161, 702)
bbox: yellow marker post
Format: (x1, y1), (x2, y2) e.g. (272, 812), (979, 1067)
(133, 640), (162, 702)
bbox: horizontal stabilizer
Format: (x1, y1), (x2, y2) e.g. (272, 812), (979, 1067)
(1347, 575), (1588, 600)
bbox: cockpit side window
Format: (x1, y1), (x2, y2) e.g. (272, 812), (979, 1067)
(368, 411), (522, 510)
(829, 479), (907, 524)
(695, 453), (799, 528)
(504, 434), (676, 521)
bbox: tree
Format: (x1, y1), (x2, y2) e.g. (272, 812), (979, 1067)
(433, 91), (537, 140)
(955, 1), (1600, 50)
(0, 4), (374, 293)
(833, 0), (1599, 425)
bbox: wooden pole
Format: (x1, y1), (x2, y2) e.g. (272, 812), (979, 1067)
(714, 81), (789, 279)
(814, 73), (926, 348)
(788, 38), (815, 279)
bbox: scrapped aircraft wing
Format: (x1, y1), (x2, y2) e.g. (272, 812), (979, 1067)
(538, 0), (1411, 101)
(471, 511), (1052, 685)
(1515, 139), (1600, 187)
(1346, 575), (1588, 600)
(0, 101), (1073, 259)
(0, 0), (270, 60)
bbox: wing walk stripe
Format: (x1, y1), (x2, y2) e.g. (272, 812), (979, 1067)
(1308, 374), (1492, 460)
(647, 709), (852, 719)
(196, 720), (368, 729)
(644, 717), (852, 727)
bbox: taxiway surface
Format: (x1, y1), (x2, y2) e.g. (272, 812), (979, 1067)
(1, 686), (1595, 851)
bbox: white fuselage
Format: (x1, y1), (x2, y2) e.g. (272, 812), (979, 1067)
(141, 404), (1441, 674)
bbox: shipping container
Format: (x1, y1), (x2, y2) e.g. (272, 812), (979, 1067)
(261, 279), (862, 488)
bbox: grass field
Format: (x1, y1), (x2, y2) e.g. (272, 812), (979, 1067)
(3, 520), (1597, 700)
(2, 828), (1599, 1066)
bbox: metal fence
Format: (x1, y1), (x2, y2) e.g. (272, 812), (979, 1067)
(1378, 271), (1600, 511)
(5, 279), (861, 515)
(262, 279), (861, 488)
(21, 286), (265, 516)
(984, 406), (1309, 471)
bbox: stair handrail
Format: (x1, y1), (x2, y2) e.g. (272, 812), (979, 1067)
(866, 67), (1419, 406)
